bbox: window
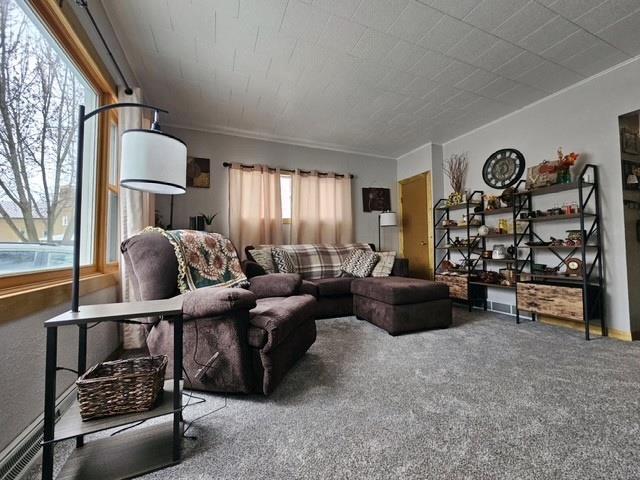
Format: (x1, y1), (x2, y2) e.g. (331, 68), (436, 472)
(0, 0), (99, 277)
(106, 116), (120, 264)
(280, 174), (292, 222)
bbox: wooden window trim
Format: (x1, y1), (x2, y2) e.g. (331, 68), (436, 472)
(0, 0), (120, 317)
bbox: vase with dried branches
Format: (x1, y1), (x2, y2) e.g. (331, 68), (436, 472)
(444, 153), (469, 205)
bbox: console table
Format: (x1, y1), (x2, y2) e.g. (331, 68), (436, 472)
(41, 297), (184, 480)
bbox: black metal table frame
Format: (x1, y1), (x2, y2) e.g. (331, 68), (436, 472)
(41, 311), (183, 480)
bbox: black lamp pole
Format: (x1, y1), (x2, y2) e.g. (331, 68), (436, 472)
(70, 102), (168, 312)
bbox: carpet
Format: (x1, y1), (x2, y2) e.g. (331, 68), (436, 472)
(29, 308), (640, 479)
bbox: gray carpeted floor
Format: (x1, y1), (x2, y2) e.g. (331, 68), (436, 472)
(30, 308), (640, 479)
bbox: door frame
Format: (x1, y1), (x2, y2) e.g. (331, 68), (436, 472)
(398, 171), (434, 279)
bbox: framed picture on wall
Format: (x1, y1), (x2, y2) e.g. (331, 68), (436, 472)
(187, 157), (211, 188)
(621, 128), (639, 155)
(362, 187), (391, 212)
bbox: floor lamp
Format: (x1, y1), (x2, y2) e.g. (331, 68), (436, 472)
(71, 103), (187, 313)
(378, 211), (397, 251)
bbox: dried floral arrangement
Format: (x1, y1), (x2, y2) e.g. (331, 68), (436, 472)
(444, 153), (469, 194)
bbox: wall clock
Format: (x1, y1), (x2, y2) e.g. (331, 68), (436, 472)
(565, 257), (583, 276)
(482, 149), (526, 189)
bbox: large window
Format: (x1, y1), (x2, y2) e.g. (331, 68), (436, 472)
(280, 174), (292, 222)
(0, 0), (98, 276)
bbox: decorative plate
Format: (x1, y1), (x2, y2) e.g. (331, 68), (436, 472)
(482, 149), (526, 189)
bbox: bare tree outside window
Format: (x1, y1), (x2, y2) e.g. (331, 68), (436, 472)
(0, 0), (97, 275)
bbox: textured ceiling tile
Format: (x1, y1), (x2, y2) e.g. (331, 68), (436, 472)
(351, 29), (399, 62)
(463, 0), (529, 31)
(214, 17), (258, 51)
(254, 27), (297, 61)
(431, 60), (477, 85)
(387, 2), (443, 43)
(475, 40), (524, 70)
(493, 2), (556, 43)
(317, 15), (366, 52)
(377, 70), (420, 95)
(575, 0), (640, 33)
(597, 10), (640, 55)
(477, 76), (518, 98)
(547, 0), (607, 20)
(454, 68), (500, 92)
(234, 48), (272, 75)
(404, 76), (441, 97)
(382, 41), (427, 72)
(179, 58), (215, 84)
(352, 0), (410, 31)
(446, 28), (498, 64)
(409, 50), (451, 78)
(280, 0), (330, 43)
(418, 15), (474, 53)
(539, 29), (600, 62)
(239, 0), (288, 28)
(495, 83), (546, 107)
(519, 16), (580, 53)
(494, 51), (544, 79)
(517, 60), (584, 91)
(151, 27), (197, 61)
(313, 0), (362, 18)
(561, 40), (630, 75)
(418, 0), (479, 18)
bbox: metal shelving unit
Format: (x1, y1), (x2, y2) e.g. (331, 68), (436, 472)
(513, 164), (605, 340)
(41, 297), (184, 480)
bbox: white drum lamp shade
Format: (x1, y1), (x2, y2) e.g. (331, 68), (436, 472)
(120, 129), (187, 194)
(380, 211), (397, 227)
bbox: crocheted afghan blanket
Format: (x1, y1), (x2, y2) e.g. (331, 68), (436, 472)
(146, 228), (248, 293)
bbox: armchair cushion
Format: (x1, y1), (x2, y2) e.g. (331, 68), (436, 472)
(250, 294), (316, 352)
(248, 273), (302, 299)
(181, 287), (257, 320)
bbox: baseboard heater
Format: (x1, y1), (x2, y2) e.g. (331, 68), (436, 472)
(0, 385), (75, 480)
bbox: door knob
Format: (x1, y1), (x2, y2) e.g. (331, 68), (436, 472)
(419, 241), (427, 246)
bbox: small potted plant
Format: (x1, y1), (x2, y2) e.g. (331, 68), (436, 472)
(201, 212), (217, 233)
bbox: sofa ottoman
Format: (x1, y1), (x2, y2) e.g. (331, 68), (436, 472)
(351, 277), (452, 335)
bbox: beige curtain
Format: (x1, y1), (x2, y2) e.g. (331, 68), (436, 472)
(118, 87), (155, 349)
(229, 164), (283, 255)
(291, 170), (353, 244)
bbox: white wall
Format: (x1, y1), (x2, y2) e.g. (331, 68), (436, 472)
(0, 287), (119, 453)
(156, 128), (399, 252)
(437, 57), (640, 334)
(397, 143), (444, 202)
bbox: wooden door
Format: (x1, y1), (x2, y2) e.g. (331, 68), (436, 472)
(400, 172), (433, 279)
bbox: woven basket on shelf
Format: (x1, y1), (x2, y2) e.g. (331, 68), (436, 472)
(76, 355), (168, 421)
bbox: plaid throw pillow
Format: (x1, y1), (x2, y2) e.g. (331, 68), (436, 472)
(248, 248), (275, 273)
(272, 247), (297, 273)
(341, 250), (379, 278)
(372, 251), (396, 277)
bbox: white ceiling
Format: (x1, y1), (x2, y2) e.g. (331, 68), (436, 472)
(102, 0), (640, 158)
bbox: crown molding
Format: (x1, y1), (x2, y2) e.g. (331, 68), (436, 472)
(163, 122), (397, 161)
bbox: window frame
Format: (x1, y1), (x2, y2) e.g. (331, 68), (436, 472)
(0, 0), (118, 317)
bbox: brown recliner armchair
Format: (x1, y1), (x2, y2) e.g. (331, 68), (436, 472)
(120, 231), (317, 395)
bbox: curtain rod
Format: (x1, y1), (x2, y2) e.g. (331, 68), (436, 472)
(222, 162), (354, 179)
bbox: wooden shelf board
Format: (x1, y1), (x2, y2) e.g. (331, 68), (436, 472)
(517, 213), (594, 222)
(515, 182), (594, 197)
(46, 297), (183, 327)
(436, 224), (481, 230)
(49, 380), (180, 444)
(476, 207), (513, 216)
(480, 233), (513, 238)
(469, 281), (516, 290)
(436, 202), (481, 211)
(56, 422), (179, 480)
(479, 258), (528, 263)
(523, 245), (598, 249)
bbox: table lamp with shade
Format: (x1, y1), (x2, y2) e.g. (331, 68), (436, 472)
(378, 211), (397, 251)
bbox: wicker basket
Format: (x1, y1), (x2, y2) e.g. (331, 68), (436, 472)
(76, 355), (168, 421)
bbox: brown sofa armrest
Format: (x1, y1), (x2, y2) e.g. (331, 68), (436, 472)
(248, 273), (302, 299)
(181, 287), (257, 320)
(391, 257), (409, 277)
